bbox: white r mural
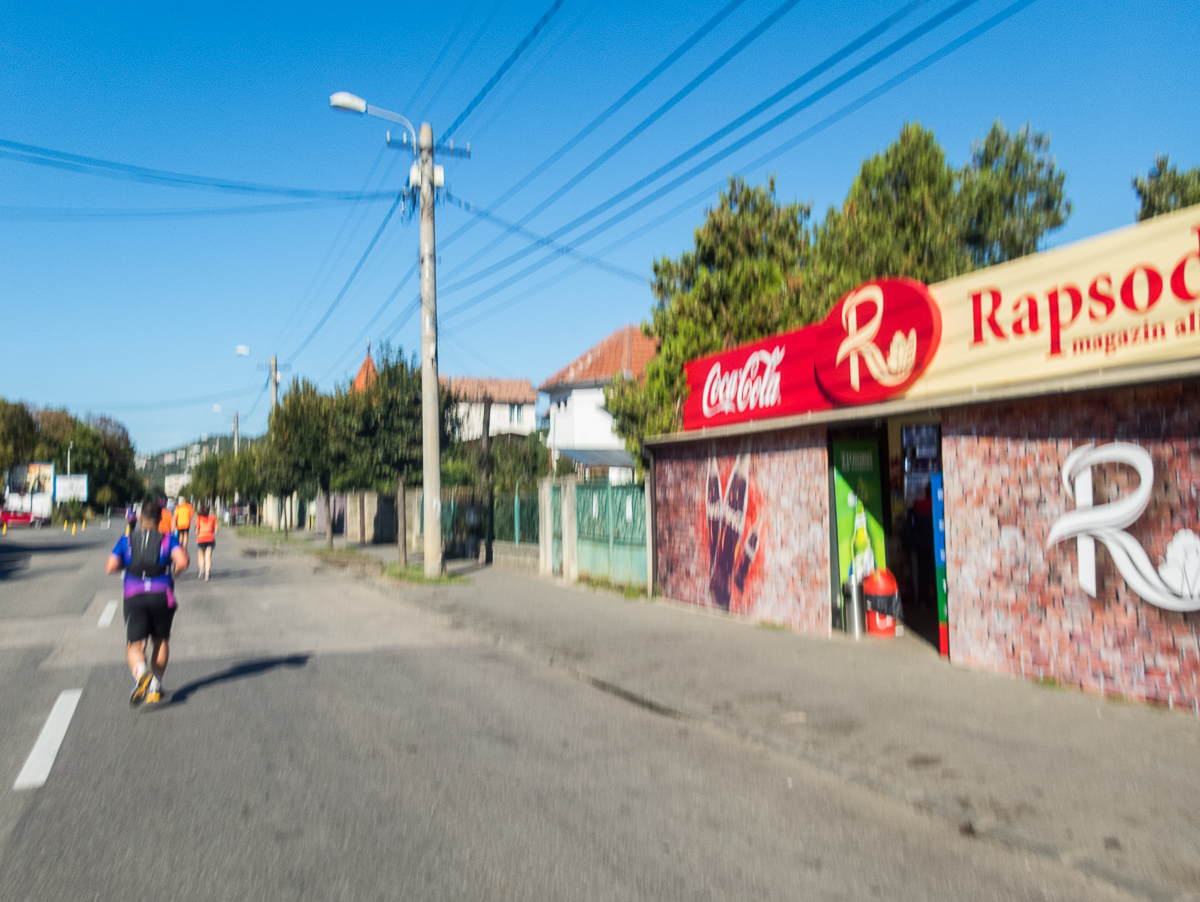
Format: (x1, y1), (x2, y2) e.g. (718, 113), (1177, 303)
(1048, 442), (1200, 612)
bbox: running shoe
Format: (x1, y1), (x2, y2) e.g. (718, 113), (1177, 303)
(130, 671), (153, 707)
(145, 688), (163, 704)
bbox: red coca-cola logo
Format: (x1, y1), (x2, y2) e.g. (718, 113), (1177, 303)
(813, 278), (941, 404)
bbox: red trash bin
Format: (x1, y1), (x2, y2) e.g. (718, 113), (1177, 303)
(863, 569), (900, 638)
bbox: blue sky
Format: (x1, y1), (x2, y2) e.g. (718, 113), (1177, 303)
(2, 0), (1196, 452)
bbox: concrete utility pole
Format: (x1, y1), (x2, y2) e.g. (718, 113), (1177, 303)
(67, 440), (73, 476)
(233, 412), (239, 456)
(270, 355), (279, 411)
(329, 92), (470, 577)
(419, 122), (442, 577)
(481, 396), (492, 566)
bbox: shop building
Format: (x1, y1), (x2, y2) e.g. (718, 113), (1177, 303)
(645, 205), (1200, 710)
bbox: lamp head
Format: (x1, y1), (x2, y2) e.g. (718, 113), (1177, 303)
(329, 91), (367, 114)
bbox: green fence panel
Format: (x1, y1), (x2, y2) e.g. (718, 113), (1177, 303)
(493, 494), (516, 542)
(518, 492), (539, 544)
(575, 481), (647, 588)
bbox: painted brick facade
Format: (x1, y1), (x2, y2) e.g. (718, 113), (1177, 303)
(653, 429), (832, 634)
(943, 381), (1200, 710)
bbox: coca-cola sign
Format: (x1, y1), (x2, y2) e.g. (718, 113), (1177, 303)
(682, 327), (831, 430)
(813, 278), (942, 404)
(681, 277), (942, 430)
(701, 348), (785, 417)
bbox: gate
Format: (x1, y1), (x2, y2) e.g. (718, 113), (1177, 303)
(575, 481), (646, 587)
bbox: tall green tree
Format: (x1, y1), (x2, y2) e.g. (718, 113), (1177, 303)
(336, 344), (453, 562)
(960, 121), (1071, 266)
(0, 400), (36, 475)
(607, 176), (810, 458)
(1133, 155), (1200, 221)
(608, 121), (1071, 461)
(271, 379), (341, 548)
(803, 123), (971, 313)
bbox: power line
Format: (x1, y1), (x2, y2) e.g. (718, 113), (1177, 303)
(437, 0), (948, 304)
(441, 0), (567, 140)
(320, 260), (420, 384)
(0, 198), (384, 221)
(285, 190), (408, 365)
(0, 139), (397, 200)
(454, 0), (808, 274)
(321, 184), (645, 383)
(420, 0), (509, 119)
(273, 145), (390, 347)
(432, 0), (750, 253)
(443, 191), (643, 282)
(443, 0), (1038, 332)
(91, 385), (263, 412)
(468, 0), (601, 141)
(404, 0), (484, 112)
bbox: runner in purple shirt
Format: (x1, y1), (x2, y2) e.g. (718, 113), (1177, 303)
(106, 498), (189, 706)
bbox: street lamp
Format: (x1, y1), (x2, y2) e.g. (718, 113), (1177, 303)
(330, 91), (469, 577)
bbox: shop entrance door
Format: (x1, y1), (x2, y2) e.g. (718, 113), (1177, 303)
(887, 419), (948, 654)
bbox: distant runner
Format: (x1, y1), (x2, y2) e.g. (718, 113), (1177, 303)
(174, 496), (194, 550)
(106, 498), (188, 706)
(195, 504), (217, 581)
(158, 501), (174, 537)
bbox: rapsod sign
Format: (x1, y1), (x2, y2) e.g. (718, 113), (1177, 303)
(682, 205), (1200, 431)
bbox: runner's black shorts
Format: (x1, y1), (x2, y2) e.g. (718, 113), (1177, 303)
(197, 540), (215, 549)
(124, 593), (175, 642)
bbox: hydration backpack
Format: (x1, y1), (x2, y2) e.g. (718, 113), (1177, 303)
(128, 527), (168, 579)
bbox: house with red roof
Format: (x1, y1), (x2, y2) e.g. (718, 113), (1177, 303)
(440, 376), (538, 441)
(539, 324), (657, 481)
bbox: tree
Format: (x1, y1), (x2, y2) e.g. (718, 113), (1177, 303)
(608, 121), (1072, 462)
(1133, 155), (1200, 221)
(0, 400), (36, 475)
(271, 379), (341, 548)
(606, 176), (810, 458)
(803, 123), (971, 314)
(258, 438), (300, 538)
(960, 121), (1071, 266)
(336, 344), (453, 563)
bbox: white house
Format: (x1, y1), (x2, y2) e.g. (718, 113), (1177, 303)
(540, 325), (657, 483)
(443, 377), (538, 441)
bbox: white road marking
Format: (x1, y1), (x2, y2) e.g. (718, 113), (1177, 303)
(97, 600), (119, 628)
(14, 689), (83, 791)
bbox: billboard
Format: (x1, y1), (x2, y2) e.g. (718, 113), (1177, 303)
(682, 205), (1200, 430)
(7, 463), (55, 496)
(54, 474), (88, 502)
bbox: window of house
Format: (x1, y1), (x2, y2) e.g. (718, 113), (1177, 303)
(509, 404), (521, 423)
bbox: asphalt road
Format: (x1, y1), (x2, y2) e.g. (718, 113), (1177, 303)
(0, 526), (1143, 901)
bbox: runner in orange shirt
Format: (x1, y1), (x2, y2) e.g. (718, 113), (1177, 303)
(194, 504), (218, 581)
(174, 496), (194, 550)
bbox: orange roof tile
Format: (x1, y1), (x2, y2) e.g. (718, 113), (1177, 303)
(440, 376), (537, 405)
(539, 324), (657, 391)
(350, 354), (377, 393)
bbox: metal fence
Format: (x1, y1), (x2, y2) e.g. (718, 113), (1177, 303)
(575, 481), (646, 587)
(493, 491), (538, 544)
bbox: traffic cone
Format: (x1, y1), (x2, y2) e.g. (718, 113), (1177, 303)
(82, 520), (86, 531)
(71, 522), (76, 535)
(63, 521), (68, 531)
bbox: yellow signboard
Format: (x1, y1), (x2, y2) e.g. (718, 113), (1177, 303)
(913, 205), (1200, 400)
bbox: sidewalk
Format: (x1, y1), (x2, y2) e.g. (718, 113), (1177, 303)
(257, 534), (1200, 901)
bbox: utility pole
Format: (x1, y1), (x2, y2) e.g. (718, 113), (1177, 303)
(328, 92), (469, 577)
(419, 122), (442, 578)
(233, 412), (239, 456)
(270, 355), (279, 411)
(67, 440), (73, 476)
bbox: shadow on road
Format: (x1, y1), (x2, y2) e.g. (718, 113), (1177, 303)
(166, 654), (311, 705)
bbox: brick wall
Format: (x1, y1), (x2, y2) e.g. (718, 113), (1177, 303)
(943, 381), (1200, 710)
(653, 428), (832, 634)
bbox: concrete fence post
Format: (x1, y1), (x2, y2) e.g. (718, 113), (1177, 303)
(538, 478), (553, 577)
(562, 476), (578, 583)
